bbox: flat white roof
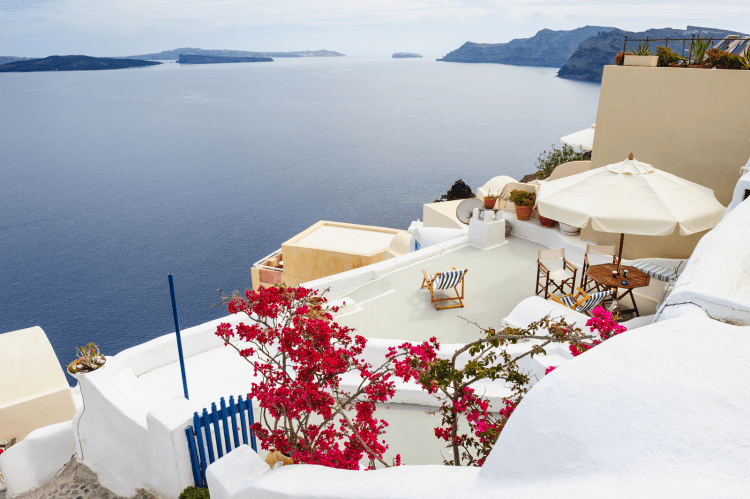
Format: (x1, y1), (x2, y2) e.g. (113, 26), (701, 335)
(335, 237), (658, 344)
(296, 225), (395, 253)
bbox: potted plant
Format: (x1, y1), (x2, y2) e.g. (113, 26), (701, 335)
(538, 214), (557, 227)
(623, 43), (658, 67)
(67, 342), (106, 381)
(508, 189), (536, 221)
(483, 190), (497, 209)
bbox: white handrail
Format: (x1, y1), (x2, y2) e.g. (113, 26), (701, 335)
(253, 248), (283, 270)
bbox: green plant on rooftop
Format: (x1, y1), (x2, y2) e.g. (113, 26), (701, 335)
(507, 189), (536, 207)
(534, 144), (587, 180)
(690, 37), (711, 65)
(656, 46), (684, 67)
(216, 285), (430, 470)
(68, 342), (105, 375)
(631, 42), (651, 56)
(704, 48), (745, 69)
(740, 49), (750, 70)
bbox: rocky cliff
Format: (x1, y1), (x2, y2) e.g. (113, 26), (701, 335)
(437, 26), (612, 67)
(558, 26), (748, 82)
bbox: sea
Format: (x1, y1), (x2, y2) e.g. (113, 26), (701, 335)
(0, 56), (600, 385)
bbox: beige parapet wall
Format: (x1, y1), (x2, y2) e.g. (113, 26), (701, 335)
(0, 326), (77, 443)
(281, 221), (405, 287)
(585, 65), (750, 259)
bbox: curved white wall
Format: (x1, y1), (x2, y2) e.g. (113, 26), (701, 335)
(658, 198), (750, 324)
(206, 317), (750, 499)
(0, 421), (75, 498)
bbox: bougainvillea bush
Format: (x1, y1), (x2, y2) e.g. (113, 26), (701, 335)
(392, 309), (627, 466)
(391, 316), (594, 466)
(216, 285), (428, 470)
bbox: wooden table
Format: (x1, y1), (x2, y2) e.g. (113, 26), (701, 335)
(586, 263), (650, 317)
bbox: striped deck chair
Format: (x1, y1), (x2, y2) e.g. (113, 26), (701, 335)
(421, 267), (468, 310)
(549, 287), (612, 316)
(631, 261), (678, 282)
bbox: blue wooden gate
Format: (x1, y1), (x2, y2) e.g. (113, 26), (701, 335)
(185, 395), (258, 487)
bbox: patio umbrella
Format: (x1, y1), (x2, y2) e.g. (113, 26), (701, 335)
(560, 124), (595, 151)
(537, 154), (725, 272)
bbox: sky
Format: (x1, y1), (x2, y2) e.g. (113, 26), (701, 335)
(1, 0), (749, 58)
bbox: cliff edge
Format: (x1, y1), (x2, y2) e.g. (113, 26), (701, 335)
(438, 26), (612, 67)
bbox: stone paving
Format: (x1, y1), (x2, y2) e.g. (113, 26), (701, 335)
(0, 457), (159, 499)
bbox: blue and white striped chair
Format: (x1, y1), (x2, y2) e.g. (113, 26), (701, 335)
(421, 267), (468, 310)
(631, 261), (678, 282)
(549, 287), (612, 316)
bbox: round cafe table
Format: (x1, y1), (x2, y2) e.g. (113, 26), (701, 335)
(586, 263), (650, 317)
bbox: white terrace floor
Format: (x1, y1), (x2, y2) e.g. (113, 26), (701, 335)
(131, 233), (658, 466)
(334, 236), (657, 345)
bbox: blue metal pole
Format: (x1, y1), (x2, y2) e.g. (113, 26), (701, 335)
(168, 274), (190, 400)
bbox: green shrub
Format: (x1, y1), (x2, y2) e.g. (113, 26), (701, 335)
(535, 144), (587, 180)
(180, 487), (210, 499)
(656, 46), (683, 67)
(705, 48), (744, 69)
(508, 189), (536, 207)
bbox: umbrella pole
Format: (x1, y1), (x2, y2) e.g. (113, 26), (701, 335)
(617, 233), (625, 274)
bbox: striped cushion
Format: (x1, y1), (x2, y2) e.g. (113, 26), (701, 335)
(558, 295), (577, 308)
(434, 270), (465, 290)
(632, 261), (678, 282)
(577, 290), (612, 314)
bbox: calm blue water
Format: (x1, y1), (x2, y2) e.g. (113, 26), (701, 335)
(0, 57), (600, 384)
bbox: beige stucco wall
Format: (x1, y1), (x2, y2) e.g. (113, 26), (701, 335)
(423, 200), (466, 229)
(281, 221), (404, 286)
(584, 65), (750, 259)
(0, 326), (77, 443)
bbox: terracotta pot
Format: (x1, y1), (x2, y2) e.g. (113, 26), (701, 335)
(514, 204), (533, 221)
(538, 215), (557, 227)
(483, 197), (496, 209)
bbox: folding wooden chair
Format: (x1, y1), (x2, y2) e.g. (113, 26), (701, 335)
(549, 288), (612, 316)
(536, 248), (578, 299)
(421, 267), (468, 310)
(581, 244), (619, 292)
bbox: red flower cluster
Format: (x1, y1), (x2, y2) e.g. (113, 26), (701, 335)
(216, 285), (412, 470)
(568, 307), (626, 358)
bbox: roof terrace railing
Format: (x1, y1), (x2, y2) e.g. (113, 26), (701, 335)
(623, 35), (750, 63)
(253, 247), (283, 272)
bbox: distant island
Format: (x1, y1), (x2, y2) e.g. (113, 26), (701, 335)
(437, 25), (747, 83)
(177, 54), (273, 65)
(121, 48), (344, 61)
(438, 26), (612, 67)
(392, 53), (422, 58)
(0, 55), (161, 72)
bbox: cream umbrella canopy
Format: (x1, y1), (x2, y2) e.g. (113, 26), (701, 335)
(560, 124), (595, 151)
(537, 154), (725, 272)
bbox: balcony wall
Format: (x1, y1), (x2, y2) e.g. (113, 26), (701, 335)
(583, 65), (750, 259)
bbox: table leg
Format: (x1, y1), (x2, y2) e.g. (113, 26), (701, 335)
(620, 289), (640, 317)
